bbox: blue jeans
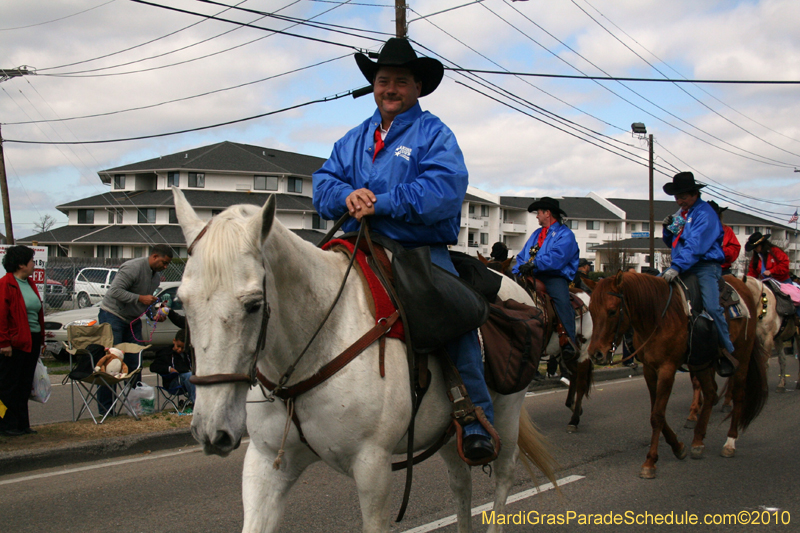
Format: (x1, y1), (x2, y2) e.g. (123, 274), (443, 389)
(430, 246), (493, 438)
(539, 275), (576, 343)
(177, 371), (196, 403)
(685, 262), (735, 353)
(97, 309), (144, 413)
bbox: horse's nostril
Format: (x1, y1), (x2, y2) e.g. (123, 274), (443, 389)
(213, 430), (234, 449)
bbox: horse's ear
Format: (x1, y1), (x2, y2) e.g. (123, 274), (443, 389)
(614, 270), (624, 287)
(252, 194), (276, 245)
(502, 257), (513, 270)
(477, 252), (488, 264)
(172, 187), (205, 246)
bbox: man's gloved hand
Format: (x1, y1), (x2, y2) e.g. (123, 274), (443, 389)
(662, 268), (679, 283)
(662, 214), (673, 227)
(518, 262), (535, 277)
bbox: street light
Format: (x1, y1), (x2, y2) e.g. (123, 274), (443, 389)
(631, 122), (655, 269)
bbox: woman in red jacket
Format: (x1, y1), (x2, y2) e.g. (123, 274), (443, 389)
(0, 246), (45, 437)
(709, 201), (741, 276)
(746, 232), (790, 282)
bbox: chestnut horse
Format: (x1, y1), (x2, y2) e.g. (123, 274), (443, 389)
(588, 272), (768, 479)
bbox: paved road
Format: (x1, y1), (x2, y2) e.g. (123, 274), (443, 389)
(3, 356), (798, 532)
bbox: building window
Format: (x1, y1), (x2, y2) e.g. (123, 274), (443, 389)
(168, 172), (180, 188)
(626, 222), (637, 232)
(312, 214), (327, 230)
(586, 242), (599, 253)
(254, 175), (278, 191)
(746, 226), (757, 235)
(212, 209), (223, 217)
(481, 205), (489, 217)
(113, 174), (125, 189)
(138, 208), (156, 224)
(480, 233), (489, 245)
(96, 245), (105, 258)
(469, 205), (475, 215)
(108, 209), (123, 224)
(78, 209), (94, 224)
(133, 247), (144, 258)
(169, 208), (178, 224)
(730, 225), (740, 234)
(287, 177), (303, 193)
(586, 220), (599, 230)
(642, 222), (650, 231)
(567, 219), (579, 230)
(188, 172), (205, 188)
(109, 246), (121, 258)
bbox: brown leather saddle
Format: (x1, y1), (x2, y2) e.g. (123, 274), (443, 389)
(526, 277), (587, 347)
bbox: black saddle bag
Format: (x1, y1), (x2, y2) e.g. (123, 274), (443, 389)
(687, 312), (718, 366)
(391, 245), (489, 353)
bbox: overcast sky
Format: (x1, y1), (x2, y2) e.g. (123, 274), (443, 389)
(2, 0), (800, 238)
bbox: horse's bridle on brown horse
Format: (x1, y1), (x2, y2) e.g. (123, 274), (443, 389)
(605, 279), (673, 364)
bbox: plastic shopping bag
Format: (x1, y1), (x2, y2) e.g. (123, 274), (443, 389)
(126, 382), (155, 416)
(30, 358), (52, 404)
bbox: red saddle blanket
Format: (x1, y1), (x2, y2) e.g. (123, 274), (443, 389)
(322, 238), (404, 341)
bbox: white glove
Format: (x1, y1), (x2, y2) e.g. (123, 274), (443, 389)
(662, 268), (679, 283)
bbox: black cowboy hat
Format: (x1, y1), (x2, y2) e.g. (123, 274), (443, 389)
(707, 200), (728, 216)
(527, 196), (567, 217)
(662, 171), (706, 196)
(355, 38), (444, 97)
(578, 258), (591, 268)
(745, 231), (771, 252)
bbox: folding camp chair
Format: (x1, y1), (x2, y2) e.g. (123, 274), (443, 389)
(154, 372), (192, 413)
(64, 324), (150, 424)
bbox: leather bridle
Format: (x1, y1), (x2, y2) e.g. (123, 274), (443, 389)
(604, 281), (673, 364)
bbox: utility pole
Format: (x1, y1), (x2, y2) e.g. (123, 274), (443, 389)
(395, 0), (407, 38)
(0, 125), (14, 244)
(0, 67), (34, 245)
(648, 133), (654, 269)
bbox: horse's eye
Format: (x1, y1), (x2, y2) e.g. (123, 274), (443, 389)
(245, 301), (262, 314)
(608, 310), (617, 317)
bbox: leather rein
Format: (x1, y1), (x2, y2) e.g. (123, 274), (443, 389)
(606, 281), (673, 364)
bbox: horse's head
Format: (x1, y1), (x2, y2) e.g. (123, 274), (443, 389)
(173, 187), (275, 456)
(587, 272), (629, 365)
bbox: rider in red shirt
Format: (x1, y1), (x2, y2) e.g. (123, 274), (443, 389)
(708, 201), (741, 276)
(746, 232), (790, 282)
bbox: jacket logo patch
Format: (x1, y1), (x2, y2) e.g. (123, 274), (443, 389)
(394, 146), (412, 161)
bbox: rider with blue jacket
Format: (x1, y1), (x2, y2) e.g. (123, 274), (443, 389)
(313, 38), (495, 462)
(513, 197), (580, 362)
(661, 172), (738, 377)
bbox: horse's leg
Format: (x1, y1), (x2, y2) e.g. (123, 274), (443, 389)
(776, 340), (787, 392)
(241, 440), (318, 533)
(567, 359), (591, 433)
(439, 443), (474, 533)
(689, 367), (717, 459)
(485, 393), (525, 533)
(352, 448), (394, 533)
(641, 363), (683, 479)
(720, 354), (750, 458)
(685, 374), (702, 429)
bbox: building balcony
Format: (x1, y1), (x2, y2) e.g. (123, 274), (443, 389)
(501, 222), (527, 234)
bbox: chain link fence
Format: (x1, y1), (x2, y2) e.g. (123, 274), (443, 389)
(43, 257), (186, 315)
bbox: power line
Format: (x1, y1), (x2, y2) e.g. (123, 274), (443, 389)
(407, 1), (485, 23)
(3, 89), (355, 144)
(2, 54), (350, 125)
(0, 0), (117, 31)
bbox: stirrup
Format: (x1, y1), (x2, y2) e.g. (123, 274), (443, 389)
(454, 407), (501, 466)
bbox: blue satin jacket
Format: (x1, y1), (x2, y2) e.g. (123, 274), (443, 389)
(312, 103), (468, 247)
(512, 222), (579, 280)
(662, 198), (724, 272)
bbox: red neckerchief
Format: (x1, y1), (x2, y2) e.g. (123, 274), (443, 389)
(372, 126), (384, 162)
(672, 209), (688, 248)
(537, 224), (550, 248)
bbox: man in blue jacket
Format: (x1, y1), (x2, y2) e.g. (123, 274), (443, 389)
(661, 172), (737, 377)
(513, 197), (580, 363)
(313, 38), (494, 461)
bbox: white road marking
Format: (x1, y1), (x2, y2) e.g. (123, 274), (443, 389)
(525, 375), (642, 398)
(401, 475), (585, 533)
(0, 438), (251, 486)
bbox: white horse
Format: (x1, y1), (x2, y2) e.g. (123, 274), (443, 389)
(173, 189), (557, 533)
(744, 277), (799, 392)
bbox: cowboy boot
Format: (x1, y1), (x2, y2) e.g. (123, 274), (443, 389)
(717, 349), (739, 378)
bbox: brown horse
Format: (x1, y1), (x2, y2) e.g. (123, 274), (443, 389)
(588, 271), (768, 479)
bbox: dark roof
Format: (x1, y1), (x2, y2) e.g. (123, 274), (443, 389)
(100, 141), (326, 182)
(607, 198), (793, 230)
(57, 191), (315, 213)
(590, 237), (670, 251)
(499, 196), (531, 210)
(20, 224), (326, 247)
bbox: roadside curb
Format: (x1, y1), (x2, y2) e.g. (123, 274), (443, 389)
(0, 428), (197, 476)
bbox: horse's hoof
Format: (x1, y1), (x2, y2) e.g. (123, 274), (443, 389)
(674, 443), (687, 460)
(776, 386), (786, 393)
(684, 419), (697, 429)
(640, 467), (657, 479)
(691, 445), (705, 459)
(721, 446), (736, 458)
(720, 404), (732, 413)
(566, 424), (578, 433)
